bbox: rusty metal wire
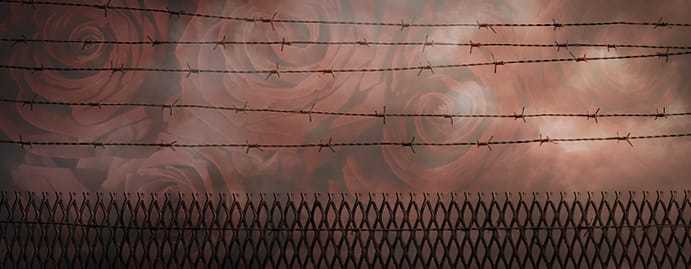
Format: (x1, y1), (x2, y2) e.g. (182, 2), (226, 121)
(1, 191), (689, 267)
(3, 37), (691, 51)
(1, 51), (690, 76)
(2, 98), (689, 123)
(1, 132), (690, 152)
(2, 0), (691, 30)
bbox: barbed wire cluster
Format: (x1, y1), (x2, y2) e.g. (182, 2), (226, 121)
(4, 37), (691, 52)
(2, 0), (691, 30)
(1, 98), (686, 125)
(2, 51), (689, 77)
(3, 133), (690, 153)
(0, 0), (690, 156)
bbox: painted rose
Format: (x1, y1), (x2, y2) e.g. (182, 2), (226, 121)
(4, 0), (169, 146)
(102, 149), (224, 193)
(2, 0), (170, 192)
(173, 0), (405, 192)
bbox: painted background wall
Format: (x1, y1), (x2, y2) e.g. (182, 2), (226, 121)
(1, 0), (690, 193)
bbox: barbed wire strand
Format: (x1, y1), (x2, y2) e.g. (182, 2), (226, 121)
(1, 51), (689, 76)
(3, 37), (691, 51)
(1, 99), (687, 123)
(1, 0), (690, 29)
(2, 133), (690, 151)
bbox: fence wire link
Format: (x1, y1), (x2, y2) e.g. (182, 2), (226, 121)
(1, 51), (690, 76)
(1, 133), (690, 152)
(3, 37), (691, 51)
(0, 191), (689, 268)
(2, 98), (690, 122)
(2, 0), (691, 30)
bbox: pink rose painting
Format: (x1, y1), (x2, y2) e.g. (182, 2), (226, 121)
(1, 0), (690, 193)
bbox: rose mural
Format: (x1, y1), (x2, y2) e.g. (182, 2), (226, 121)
(174, 0), (401, 192)
(0, 0), (690, 193)
(1, 0), (172, 191)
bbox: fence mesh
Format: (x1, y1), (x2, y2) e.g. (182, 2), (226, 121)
(0, 191), (689, 268)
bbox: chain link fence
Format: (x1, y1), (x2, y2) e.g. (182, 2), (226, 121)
(1, 191), (689, 268)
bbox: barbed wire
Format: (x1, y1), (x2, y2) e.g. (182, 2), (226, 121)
(2, 0), (690, 30)
(1, 99), (687, 124)
(1, 51), (689, 76)
(3, 37), (691, 51)
(3, 133), (690, 152)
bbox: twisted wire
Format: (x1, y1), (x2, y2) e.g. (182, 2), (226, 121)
(3, 37), (691, 51)
(1, 51), (690, 75)
(2, 0), (690, 29)
(2, 133), (690, 150)
(2, 98), (689, 121)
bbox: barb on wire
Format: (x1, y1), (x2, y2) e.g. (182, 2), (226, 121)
(477, 20), (497, 33)
(100, 0), (112, 18)
(21, 95), (37, 111)
(81, 39), (94, 50)
(30, 64), (44, 74)
(280, 37), (291, 51)
(4, 37), (691, 51)
(568, 50), (588, 62)
(265, 63), (280, 80)
(146, 35), (161, 47)
(655, 107), (667, 120)
(490, 53), (504, 73)
(587, 108), (601, 123)
(167, 6), (181, 19)
(616, 132), (634, 147)
(3, 98), (691, 122)
(422, 35), (434, 52)
(320, 68), (336, 79)
(245, 140), (262, 153)
(554, 40), (569, 52)
(417, 60), (434, 76)
(265, 11), (279, 31)
(2, 132), (689, 151)
(375, 106), (387, 125)
(3, 51), (691, 76)
(3, 1), (691, 29)
(444, 115), (454, 126)
(469, 40), (480, 55)
(20, 0), (36, 9)
(552, 19), (562, 30)
(318, 137), (335, 153)
(109, 61), (125, 76)
(513, 107), (527, 123)
(306, 98), (318, 122)
(163, 140), (177, 151)
(17, 135), (31, 150)
(538, 134), (557, 146)
(164, 98), (179, 116)
(476, 136), (494, 151)
(10, 35), (28, 48)
(400, 19), (411, 31)
(213, 35), (226, 50)
(92, 141), (106, 149)
(403, 137), (416, 153)
(607, 44), (617, 52)
(654, 17), (669, 28)
(657, 49), (671, 63)
(235, 101), (248, 114)
(185, 63), (198, 78)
